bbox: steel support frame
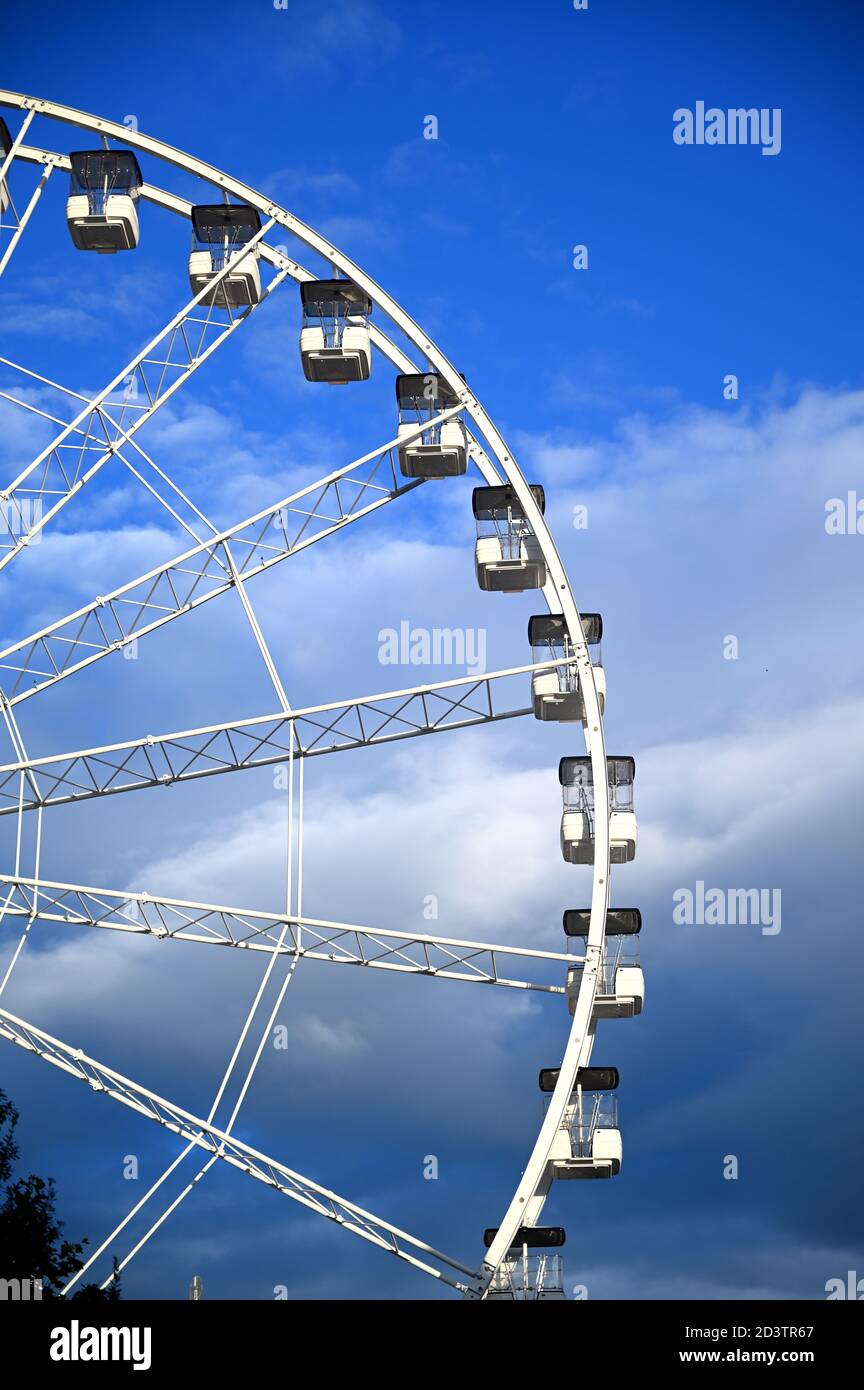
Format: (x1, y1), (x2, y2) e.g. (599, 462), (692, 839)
(0, 90), (614, 1297)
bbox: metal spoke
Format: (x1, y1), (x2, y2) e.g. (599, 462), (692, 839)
(0, 1005), (478, 1293)
(0, 659), (575, 815)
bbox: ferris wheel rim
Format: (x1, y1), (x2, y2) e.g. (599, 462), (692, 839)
(0, 88), (614, 1299)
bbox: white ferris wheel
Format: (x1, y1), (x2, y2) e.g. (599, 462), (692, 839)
(0, 91), (643, 1301)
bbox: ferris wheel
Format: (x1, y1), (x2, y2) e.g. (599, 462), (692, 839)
(0, 91), (643, 1301)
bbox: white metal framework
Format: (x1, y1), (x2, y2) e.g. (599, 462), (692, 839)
(0, 91), (641, 1300)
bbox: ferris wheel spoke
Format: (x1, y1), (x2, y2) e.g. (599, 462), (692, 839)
(0, 875), (575, 994)
(0, 161), (55, 280)
(0, 1005), (478, 1293)
(0, 658), (576, 815)
(0, 110), (55, 280)
(0, 413), (459, 704)
(0, 697), (44, 1000)
(0, 221), (285, 570)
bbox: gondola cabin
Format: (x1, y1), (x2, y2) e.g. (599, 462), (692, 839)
(395, 373), (467, 478)
(528, 613), (605, 722)
(563, 909), (644, 1019)
(188, 204), (261, 307)
(299, 279), (372, 382)
(66, 150), (142, 252)
(473, 484), (546, 592)
(541, 1067), (623, 1179)
(559, 756), (637, 864)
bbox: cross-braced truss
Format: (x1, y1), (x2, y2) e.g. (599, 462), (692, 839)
(0, 876), (575, 993)
(0, 90), (619, 1301)
(0, 659), (576, 816)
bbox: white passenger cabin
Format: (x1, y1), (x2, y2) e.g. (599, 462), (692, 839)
(529, 613), (605, 722)
(473, 484), (547, 592)
(396, 372), (467, 478)
(542, 1067), (623, 1180)
(66, 150), (142, 253)
(559, 756), (637, 865)
(0, 118), (12, 214)
(188, 204), (261, 307)
(563, 908), (644, 1019)
(299, 279), (372, 383)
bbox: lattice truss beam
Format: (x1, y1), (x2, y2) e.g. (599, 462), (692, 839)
(0, 411), (463, 705)
(0, 1005), (479, 1293)
(0, 659), (573, 815)
(0, 877), (574, 993)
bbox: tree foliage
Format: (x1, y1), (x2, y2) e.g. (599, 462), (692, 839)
(0, 1087), (120, 1300)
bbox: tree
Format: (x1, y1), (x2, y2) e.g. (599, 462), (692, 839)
(0, 1086), (121, 1299)
(0, 1087), (18, 1186)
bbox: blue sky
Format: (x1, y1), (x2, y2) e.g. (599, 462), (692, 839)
(0, 0), (862, 1300)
